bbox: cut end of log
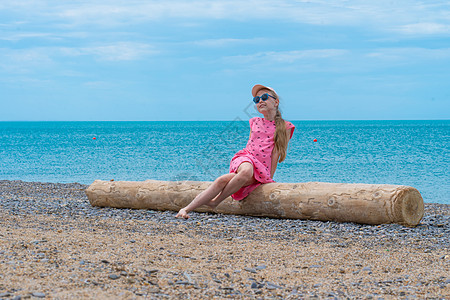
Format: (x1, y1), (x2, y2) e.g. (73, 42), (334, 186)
(394, 187), (424, 227)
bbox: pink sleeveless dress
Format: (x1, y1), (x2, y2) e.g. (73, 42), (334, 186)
(229, 117), (295, 200)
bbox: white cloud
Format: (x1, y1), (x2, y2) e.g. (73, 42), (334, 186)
(0, 47), (54, 73)
(0, 32), (61, 42)
(191, 38), (265, 47)
(216, 47), (450, 74)
(366, 47), (450, 61)
(3, 0), (449, 33)
(394, 22), (450, 35)
(61, 42), (157, 61)
(0, 41), (157, 75)
(44, 1), (368, 26)
(223, 49), (349, 64)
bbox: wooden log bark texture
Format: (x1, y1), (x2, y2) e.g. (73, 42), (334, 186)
(85, 180), (424, 226)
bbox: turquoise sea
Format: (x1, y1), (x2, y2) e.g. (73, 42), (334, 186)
(0, 120), (448, 204)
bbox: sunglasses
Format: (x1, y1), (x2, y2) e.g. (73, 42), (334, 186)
(253, 93), (276, 104)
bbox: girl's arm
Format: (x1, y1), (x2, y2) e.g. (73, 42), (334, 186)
(270, 147), (279, 178)
(270, 128), (293, 178)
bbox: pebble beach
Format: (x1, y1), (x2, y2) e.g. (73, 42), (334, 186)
(0, 180), (448, 299)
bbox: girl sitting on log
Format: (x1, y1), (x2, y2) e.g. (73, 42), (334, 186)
(176, 84), (295, 219)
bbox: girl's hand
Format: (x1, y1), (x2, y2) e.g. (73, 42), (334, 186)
(176, 208), (189, 219)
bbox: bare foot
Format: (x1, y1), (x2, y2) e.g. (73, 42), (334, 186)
(176, 208), (189, 219)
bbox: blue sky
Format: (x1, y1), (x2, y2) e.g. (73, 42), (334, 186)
(1, 1), (449, 121)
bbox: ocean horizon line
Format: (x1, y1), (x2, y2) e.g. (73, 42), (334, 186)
(1, 119), (449, 122)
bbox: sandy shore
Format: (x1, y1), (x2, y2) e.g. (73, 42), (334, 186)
(0, 180), (448, 299)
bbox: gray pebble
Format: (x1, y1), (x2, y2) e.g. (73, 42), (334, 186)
(266, 282), (282, 289)
(108, 274), (120, 280)
(32, 292), (46, 298)
(146, 269), (158, 275)
(244, 267), (257, 273)
(251, 281), (265, 289)
(327, 292), (337, 297)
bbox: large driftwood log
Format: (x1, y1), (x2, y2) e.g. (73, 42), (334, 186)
(85, 180), (424, 226)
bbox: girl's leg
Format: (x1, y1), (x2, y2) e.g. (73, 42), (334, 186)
(176, 173), (236, 219)
(207, 162), (257, 208)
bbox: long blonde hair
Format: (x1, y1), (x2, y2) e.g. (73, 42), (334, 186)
(270, 93), (289, 163)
